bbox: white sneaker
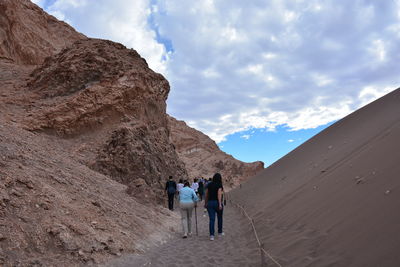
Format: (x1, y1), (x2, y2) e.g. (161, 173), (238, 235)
(210, 235), (214, 241)
(218, 232), (225, 237)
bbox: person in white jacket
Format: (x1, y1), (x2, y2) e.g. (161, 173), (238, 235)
(177, 179), (184, 193)
(191, 178), (199, 193)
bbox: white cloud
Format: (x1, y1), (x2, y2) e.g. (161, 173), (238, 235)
(202, 68), (220, 78)
(283, 11), (299, 23)
(34, 0), (400, 143)
(288, 139), (294, 143)
(49, 0), (86, 9)
(31, 0), (45, 5)
(313, 74), (334, 87)
(158, 0), (400, 142)
(241, 135), (251, 140)
(358, 85), (394, 107)
(321, 39), (343, 51)
(262, 53), (278, 59)
(41, 0), (167, 74)
(369, 39), (387, 62)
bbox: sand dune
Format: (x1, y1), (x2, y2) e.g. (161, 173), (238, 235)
(230, 88), (400, 266)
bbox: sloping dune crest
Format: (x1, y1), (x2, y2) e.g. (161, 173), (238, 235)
(230, 88), (400, 267)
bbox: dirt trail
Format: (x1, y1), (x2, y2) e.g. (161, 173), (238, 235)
(102, 201), (260, 267)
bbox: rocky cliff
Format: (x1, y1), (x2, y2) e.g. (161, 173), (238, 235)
(0, 0), (85, 65)
(24, 37), (188, 203)
(0, 0), (185, 265)
(0, 123), (178, 266)
(0, 0), (263, 265)
(168, 116), (264, 188)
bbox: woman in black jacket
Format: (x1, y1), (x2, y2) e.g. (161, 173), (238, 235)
(204, 173), (224, 241)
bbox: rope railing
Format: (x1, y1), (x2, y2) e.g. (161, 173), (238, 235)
(228, 197), (283, 267)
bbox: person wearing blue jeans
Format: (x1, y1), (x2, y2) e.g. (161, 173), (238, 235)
(207, 200), (223, 237)
(205, 173), (224, 241)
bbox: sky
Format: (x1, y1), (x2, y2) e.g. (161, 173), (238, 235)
(32, 0), (399, 166)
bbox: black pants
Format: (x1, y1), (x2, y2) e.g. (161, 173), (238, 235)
(168, 193), (175, 210)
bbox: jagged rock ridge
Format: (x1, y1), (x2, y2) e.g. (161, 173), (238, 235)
(168, 116), (264, 188)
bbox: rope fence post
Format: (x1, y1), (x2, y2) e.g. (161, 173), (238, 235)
(228, 195), (283, 267)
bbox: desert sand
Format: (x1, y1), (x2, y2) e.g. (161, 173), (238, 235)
(102, 201), (261, 267)
(230, 88), (400, 266)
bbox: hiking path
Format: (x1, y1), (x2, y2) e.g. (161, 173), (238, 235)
(102, 201), (260, 267)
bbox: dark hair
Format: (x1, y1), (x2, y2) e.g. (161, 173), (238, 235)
(212, 173), (223, 188)
(184, 181), (190, 187)
(179, 179), (183, 183)
(194, 178), (198, 182)
(169, 176), (173, 179)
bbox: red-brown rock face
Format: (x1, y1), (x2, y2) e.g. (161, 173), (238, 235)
(0, 1), (186, 265)
(25, 38), (187, 201)
(94, 122), (188, 204)
(168, 116), (264, 188)
(0, 0), (85, 65)
(0, 0), (262, 265)
(26, 39), (169, 133)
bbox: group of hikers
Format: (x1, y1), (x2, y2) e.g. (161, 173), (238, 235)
(165, 173), (224, 241)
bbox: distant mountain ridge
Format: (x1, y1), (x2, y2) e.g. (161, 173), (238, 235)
(168, 115), (264, 188)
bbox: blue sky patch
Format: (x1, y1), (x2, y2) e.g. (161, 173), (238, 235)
(219, 121), (335, 167)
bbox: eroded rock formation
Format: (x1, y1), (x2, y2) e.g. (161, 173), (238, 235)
(0, 0), (85, 65)
(0, 0), (262, 265)
(168, 116), (264, 188)
(0, 0), (185, 265)
(24, 38), (187, 202)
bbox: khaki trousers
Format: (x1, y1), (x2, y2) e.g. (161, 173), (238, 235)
(179, 202), (194, 235)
